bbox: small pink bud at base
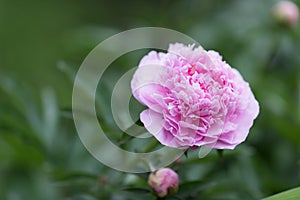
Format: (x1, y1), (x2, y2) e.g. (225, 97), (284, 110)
(273, 1), (299, 27)
(98, 176), (108, 184)
(148, 168), (179, 198)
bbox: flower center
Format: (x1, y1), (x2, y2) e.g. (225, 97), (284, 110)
(188, 65), (196, 75)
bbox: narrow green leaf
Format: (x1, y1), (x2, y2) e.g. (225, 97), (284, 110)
(41, 88), (59, 149)
(262, 187), (300, 200)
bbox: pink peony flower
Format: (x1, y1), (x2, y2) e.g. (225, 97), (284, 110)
(273, 1), (299, 27)
(148, 168), (179, 197)
(131, 43), (259, 150)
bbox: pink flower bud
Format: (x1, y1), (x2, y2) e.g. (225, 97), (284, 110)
(98, 176), (108, 184)
(148, 168), (179, 198)
(273, 1), (299, 27)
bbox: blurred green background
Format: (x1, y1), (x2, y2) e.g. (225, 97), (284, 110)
(1, 0), (300, 199)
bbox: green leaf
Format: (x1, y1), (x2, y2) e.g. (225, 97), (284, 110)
(262, 187), (300, 200)
(41, 88), (59, 149)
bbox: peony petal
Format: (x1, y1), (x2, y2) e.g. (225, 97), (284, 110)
(217, 92), (259, 149)
(140, 109), (176, 146)
(133, 84), (167, 113)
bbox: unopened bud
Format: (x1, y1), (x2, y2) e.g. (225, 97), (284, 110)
(148, 168), (179, 198)
(273, 1), (299, 27)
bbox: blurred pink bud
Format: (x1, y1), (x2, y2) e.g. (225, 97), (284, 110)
(273, 1), (299, 27)
(148, 168), (179, 197)
(98, 176), (108, 184)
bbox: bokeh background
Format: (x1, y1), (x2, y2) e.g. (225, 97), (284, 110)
(1, 0), (300, 199)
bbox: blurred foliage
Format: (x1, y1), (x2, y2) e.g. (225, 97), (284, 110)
(1, 0), (300, 199)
